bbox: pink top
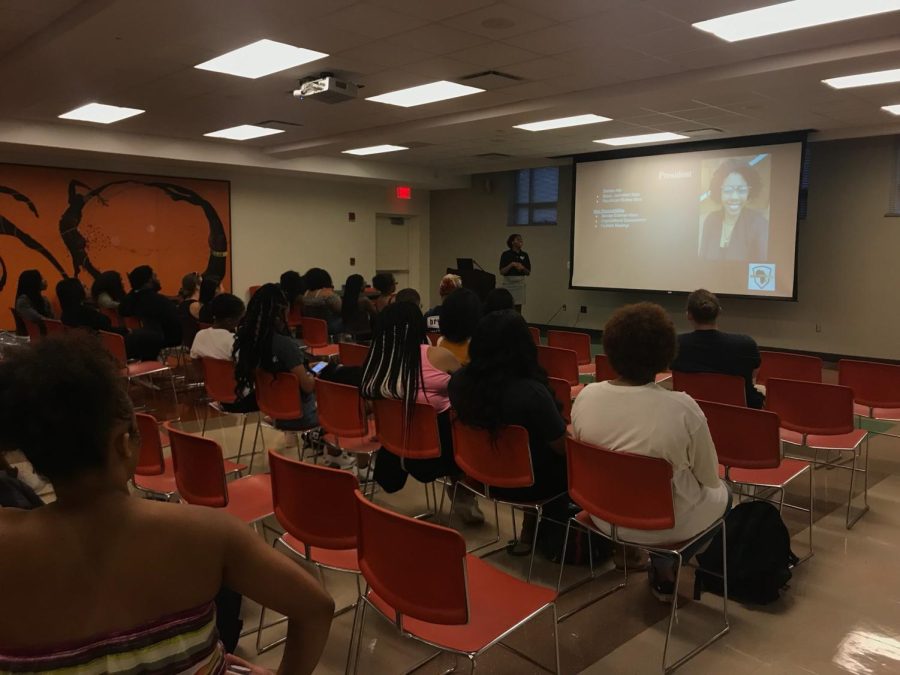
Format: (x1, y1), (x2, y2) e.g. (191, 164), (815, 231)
(418, 344), (451, 413)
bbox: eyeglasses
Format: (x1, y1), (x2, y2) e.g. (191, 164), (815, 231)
(721, 186), (749, 197)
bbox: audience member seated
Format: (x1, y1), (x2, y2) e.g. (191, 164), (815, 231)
(340, 274), (376, 341)
(191, 293), (245, 361)
(119, 265), (182, 360)
(371, 272), (397, 312)
(176, 272), (202, 346)
(671, 288), (764, 408)
(302, 267), (342, 335)
(56, 278), (115, 333)
(394, 288), (421, 307)
(424, 274), (462, 330)
(483, 287), (515, 314)
(360, 302), (483, 523)
(436, 287), (481, 366)
(571, 302), (729, 602)
(91, 270), (127, 310)
(279, 270), (305, 312)
(450, 310), (568, 551)
(197, 275), (222, 325)
(14, 269), (54, 333)
(0, 333), (333, 674)
(235, 284), (318, 430)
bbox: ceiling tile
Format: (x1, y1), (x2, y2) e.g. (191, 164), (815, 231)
(449, 41), (538, 68)
(401, 56), (473, 80)
(386, 24), (488, 54)
(317, 3), (430, 39)
(365, 0), (496, 21)
(504, 0), (629, 22)
(336, 40), (435, 69)
(504, 56), (568, 81)
(502, 20), (615, 55)
(441, 2), (557, 40)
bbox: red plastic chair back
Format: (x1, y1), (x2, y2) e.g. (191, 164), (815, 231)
(672, 371), (746, 406)
(100, 307), (121, 327)
(247, 285), (261, 299)
(270, 451), (358, 550)
(254, 371), (302, 421)
(566, 437), (675, 531)
(123, 315), (142, 331)
(594, 354), (618, 383)
(451, 421), (534, 490)
(536, 344), (579, 386)
(548, 330), (591, 365)
(99, 329), (128, 366)
(697, 400), (780, 470)
(372, 398), (441, 461)
(355, 491), (468, 625)
(528, 326), (540, 345)
(838, 359), (900, 408)
(316, 379), (368, 438)
(766, 378), (855, 435)
(301, 317), (330, 348)
(165, 422), (228, 507)
(286, 303), (303, 330)
(757, 351), (822, 386)
(339, 342), (369, 367)
(134, 413), (165, 475)
(43, 319), (66, 336)
(202, 358), (238, 404)
(425, 332), (441, 346)
(548, 376), (572, 423)
(21, 316), (43, 341)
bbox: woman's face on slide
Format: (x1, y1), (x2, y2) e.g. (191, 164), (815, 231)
(720, 172), (749, 216)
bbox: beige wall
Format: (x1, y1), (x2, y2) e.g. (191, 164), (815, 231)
(0, 151), (430, 321)
(430, 135), (900, 359)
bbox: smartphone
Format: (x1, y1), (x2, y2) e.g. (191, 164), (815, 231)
(310, 361), (328, 375)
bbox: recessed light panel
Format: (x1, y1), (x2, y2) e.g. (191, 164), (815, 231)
(823, 68), (900, 89)
(366, 80), (483, 107)
(882, 104), (900, 115)
(694, 0), (900, 42)
(195, 39), (328, 79)
(58, 102), (144, 124)
(204, 125), (285, 141)
(342, 144), (409, 156)
(514, 114), (612, 132)
(594, 132), (688, 147)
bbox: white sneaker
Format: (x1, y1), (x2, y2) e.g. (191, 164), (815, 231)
(327, 451), (356, 471)
(451, 488), (485, 525)
(12, 464), (49, 494)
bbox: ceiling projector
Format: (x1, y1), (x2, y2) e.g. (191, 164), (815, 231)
(293, 76), (358, 103)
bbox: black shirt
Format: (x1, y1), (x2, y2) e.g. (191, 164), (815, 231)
(671, 329), (763, 408)
(499, 249), (531, 276)
(61, 304), (113, 332)
(120, 288), (182, 347)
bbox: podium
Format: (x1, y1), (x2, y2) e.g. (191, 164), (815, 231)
(447, 267), (495, 302)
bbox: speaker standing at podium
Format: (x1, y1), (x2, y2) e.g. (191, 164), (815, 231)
(499, 233), (530, 312)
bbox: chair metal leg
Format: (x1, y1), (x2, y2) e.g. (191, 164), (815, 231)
(351, 598), (369, 675)
(846, 437), (870, 529)
(552, 604), (561, 674)
(234, 414), (248, 464)
(526, 506), (542, 583)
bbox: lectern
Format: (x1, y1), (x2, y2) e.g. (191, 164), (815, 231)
(447, 267), (495, 302)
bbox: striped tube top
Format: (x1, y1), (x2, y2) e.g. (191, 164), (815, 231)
(0, 601), (226, 674)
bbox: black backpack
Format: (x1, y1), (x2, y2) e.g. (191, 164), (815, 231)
(694, 501), (799, 605)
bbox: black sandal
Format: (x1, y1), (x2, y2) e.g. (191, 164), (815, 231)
(506, 538), (533, 556)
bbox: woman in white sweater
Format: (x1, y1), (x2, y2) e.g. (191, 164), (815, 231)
(571, 302), (729, 601)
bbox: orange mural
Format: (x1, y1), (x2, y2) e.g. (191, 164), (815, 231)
(0, 163), (230, 330)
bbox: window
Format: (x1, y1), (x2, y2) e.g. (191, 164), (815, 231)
(510, 166), (559, 226)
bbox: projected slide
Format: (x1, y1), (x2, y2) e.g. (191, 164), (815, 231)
(571, 140), (803, 298)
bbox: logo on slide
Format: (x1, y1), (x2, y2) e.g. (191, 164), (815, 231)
(748, 264), (775, 291)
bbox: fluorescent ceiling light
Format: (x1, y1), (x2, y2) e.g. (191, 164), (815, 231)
(195, 39), (327, 79)
(514, 114), (612, 132)
(204, 124), (285, 141)
(366, 80), (483, 107)
(594, 132), (688, 147)
(882, 104), (900, 115)
(58, 102), (144, 124)
(823, 68), (900, 89)
(342, 144), (409, 156)
(693, 0), (900, 42)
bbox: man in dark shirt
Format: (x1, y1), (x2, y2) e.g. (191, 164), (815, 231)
(671, 288), (764, 408)
(499, 234), (531, 313)
(120, 265), (182, 350)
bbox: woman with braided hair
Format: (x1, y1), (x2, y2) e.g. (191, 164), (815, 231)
(233, 283), (318, 431)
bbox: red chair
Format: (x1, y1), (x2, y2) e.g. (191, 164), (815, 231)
(43, 319), (66, 336)
(256, 452), (361, 653)
(338, 342), (369, 367)
(672, 371), (746, 406)
(838, 358), (900, 426)
(698, 400), (813, 561)
(425, 332), (441, 346)
(372, 398), (445, 516)
(131, 413), (177, 500)
(254, 371), (317, 459)
(15, 311), (43, 341)
(165, 422), (271, 525)
(348, 491), (560, 674)
(528, 325), (541, 345)
(315, 380), (379, 483)
(122, 315), (142, 331)
(98, 330), (179, 411)
(594, 353), (671, 385)
(548, 330), (594, 376)
(247, 285), (261, 300)
(757, 351), (822, 387)
(536, 345), (584, 396)
(450, 421), (567, 582)
(200, 358), (260, 466)
(559, 437), (729, 670)
(301, 316), (339, 357)
(766, 378), (869, 528)
(548, 377), (573, 427)
(286, 303), (303, 333)
(99, 306), (122, 327)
